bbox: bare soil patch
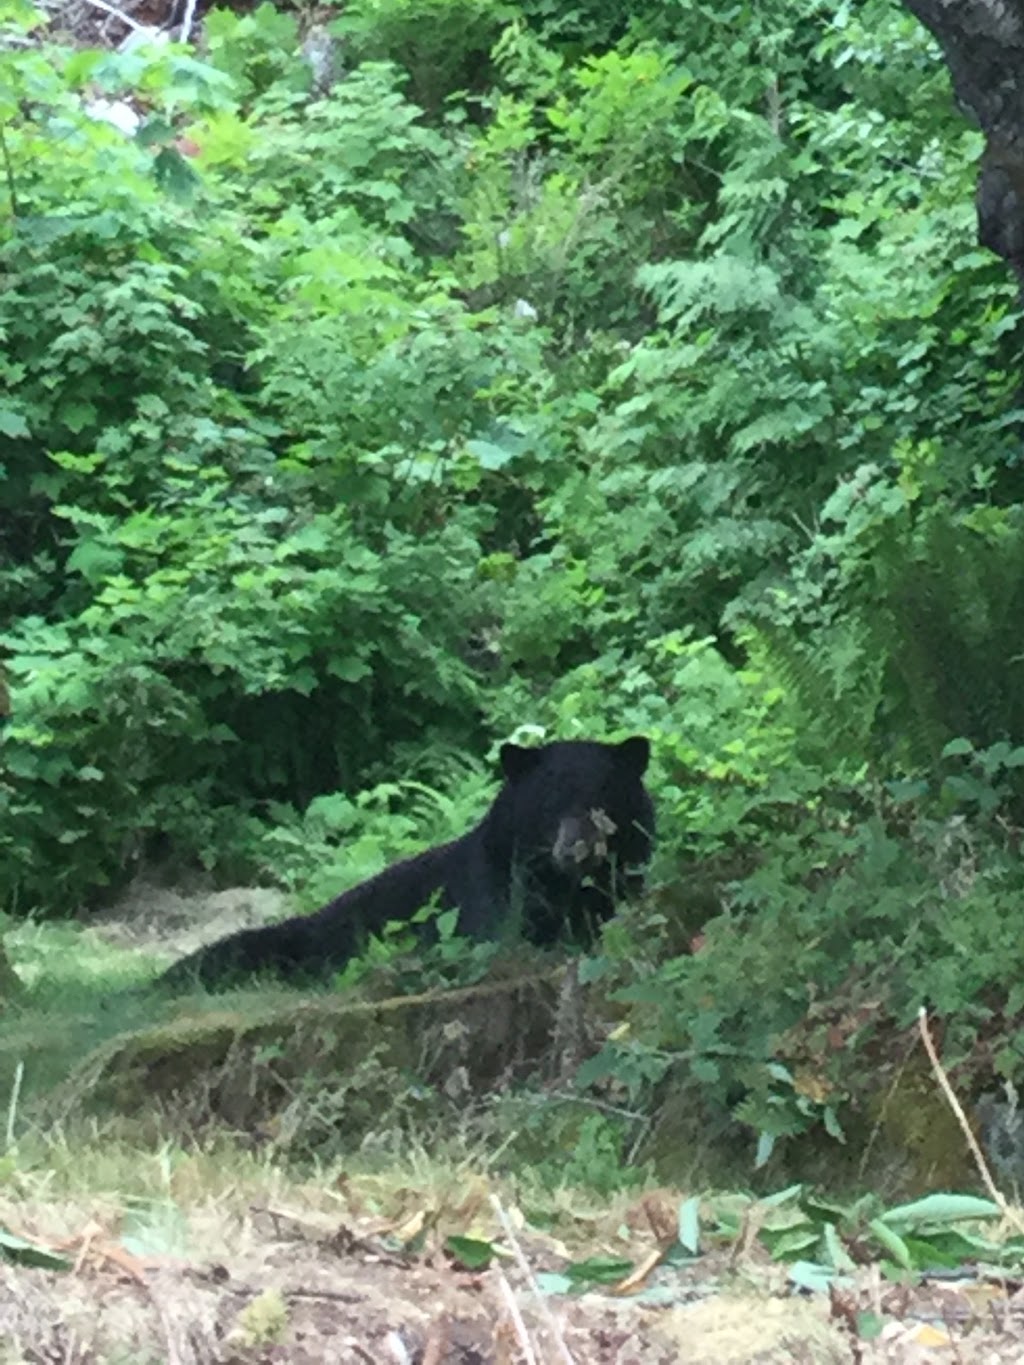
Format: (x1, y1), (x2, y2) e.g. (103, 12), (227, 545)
(90, 878), (290, 962)
(3, 1187), (1024, 1363)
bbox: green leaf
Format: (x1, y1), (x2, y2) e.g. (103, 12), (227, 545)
(67, 541), (124, 584)
(761, 1226), (820, 1259)
(787, 1260), (851, 1293)
(465, 438), (516, 471)
(822, 1106), (845, 1142)
(561, 1256), (634, 1286)
(574, 1049), (617, 1087)
(822, 1222), (855, 1273)
(535, 1272), (574, 1295)
(0, 409), (30, 438)
(868, 1218), (914, 1269)
(326, 657), (372, 683)
(677, 1195), (701, 1255)
(445, 1235), (496, 1270)
(761, 1184), (804, 1207)
(283, 522), (331, 555)
(135, 116), (175, 148)
(879, 1194), (1001, 1228)
(754, 1130), (775, 1169)
(900, 1233), (976, 1269)
(0, 1229), (71, 1271)
(856, 1311), (887, 1340)
(59, 401), (98, 435)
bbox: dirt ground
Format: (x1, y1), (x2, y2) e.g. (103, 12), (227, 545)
(3, 1193), (1024, 1364)
(89, 879), (292, 965)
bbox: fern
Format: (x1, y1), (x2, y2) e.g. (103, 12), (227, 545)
(740, 471), (1024, 782)
(877, 506), (1024, 762)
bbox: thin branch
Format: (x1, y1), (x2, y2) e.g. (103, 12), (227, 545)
(917, 1006), (1024, 1238)
(495, 1271), (538, 1365)
(81, 0), (144, 31)
(491, 1195), (575, 1365)
(178, 0), (199, 44)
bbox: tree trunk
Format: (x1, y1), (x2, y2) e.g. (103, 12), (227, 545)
(0, 940), (23, 1004)
(903, 0), (1024, 287)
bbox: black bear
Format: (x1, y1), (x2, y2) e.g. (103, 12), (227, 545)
(157, 735), (655, 993)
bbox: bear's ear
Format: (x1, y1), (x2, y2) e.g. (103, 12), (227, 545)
(615, 735), (650, 776)
(499, 743), (545, 782)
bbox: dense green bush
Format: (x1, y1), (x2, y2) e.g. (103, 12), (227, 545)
(5, 0), (1024, 1167)
(585, 797), (1024, 1171)
(334, 0), (511, 116)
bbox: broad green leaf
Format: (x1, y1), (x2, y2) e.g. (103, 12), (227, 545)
(868, 1218), (913, 1269)
(0, 1229), (70, 1271)
(761, 1184), (804, 1207)
(787, 1260), (851, 1293)
(535, 1272), (574, 1295)
(677, 1196), (701, 1255)
(823, 1222), (855, 1272)
(754, 1131), (775, 1169)
(880, 1195), (1001, 1228)
(67, 541), (123, 584)
(445, 1236), (497, 1270)
(0, 409), (29, 438)
(761, 1226), (820, 1259)
(465, 438), (516, 471)
(561, 1256), (634, 1286)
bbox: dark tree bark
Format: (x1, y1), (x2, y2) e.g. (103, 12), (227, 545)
(0, 940), (23, 1003)
(903, 0), (1024, 286)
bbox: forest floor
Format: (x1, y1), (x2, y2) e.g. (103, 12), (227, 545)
(4, 1177), (1024, 1363)
(2, 883), (1024, 1363)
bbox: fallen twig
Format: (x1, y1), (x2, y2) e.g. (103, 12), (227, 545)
(491, 1195), (574, 1365)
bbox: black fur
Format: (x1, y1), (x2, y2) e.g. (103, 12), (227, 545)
(157, 736), (655, 992)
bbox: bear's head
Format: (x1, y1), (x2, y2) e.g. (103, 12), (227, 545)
(491, 736), (655, 896)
